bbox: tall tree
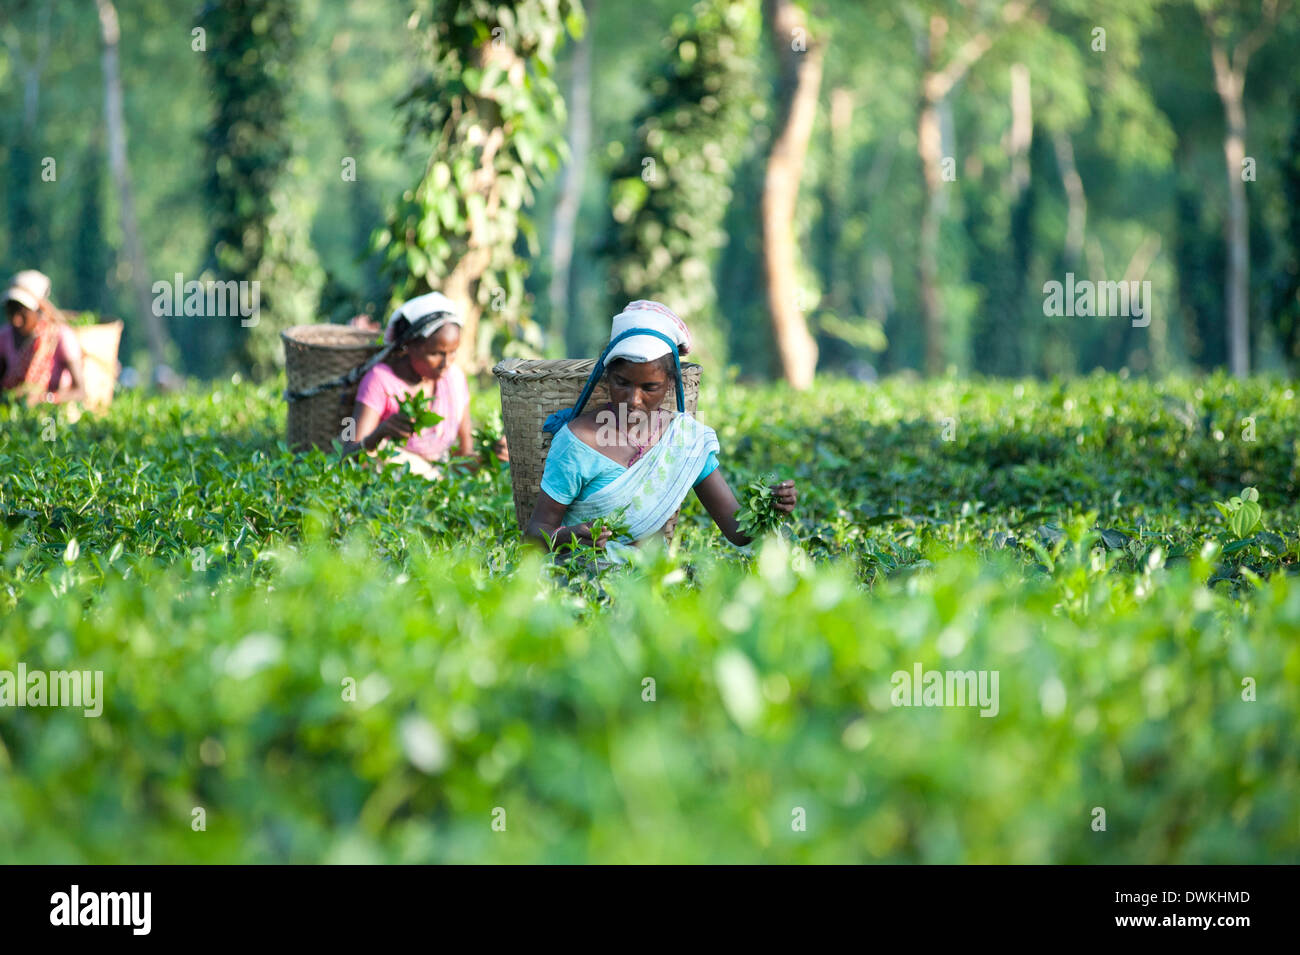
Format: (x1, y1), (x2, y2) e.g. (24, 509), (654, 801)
(603, 0), (759, 365)
(327, 51), (387, 317)
(1197, 0), (1287, 378)
(378, 0), (581, 371)
(2, 3), (54, 278)
(197, 0), (301, 377)
(95, 0), (172, 378)
(761, 0), (823, 389)
(71, 136), (112, 316)
(1277, 89), (1300, 373)
(548, 0), (597, 355)
(913, 0), (1028, 376)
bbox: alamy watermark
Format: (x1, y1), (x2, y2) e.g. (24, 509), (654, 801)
(50, 885), (150, 935)
(890, 663), (999, 717)
(592, 405), (695, 452)
(0, 662), (103, 717)
(1042, 272), (1150, 327)
(151, 273), (260, 327)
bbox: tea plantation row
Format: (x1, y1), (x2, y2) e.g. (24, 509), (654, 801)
(1, 372), (1297, 862)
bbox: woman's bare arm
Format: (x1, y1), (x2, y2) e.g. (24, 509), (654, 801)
(525, 490), (611, 552)
(694, 471), (798, 546)
(340, 400), (411, 456)
(693, 470), (750, 545)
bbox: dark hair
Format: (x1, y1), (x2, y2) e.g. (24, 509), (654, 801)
(391, 315), (460, 350)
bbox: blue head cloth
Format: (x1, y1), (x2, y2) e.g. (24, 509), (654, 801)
(542, 328), (684, 434)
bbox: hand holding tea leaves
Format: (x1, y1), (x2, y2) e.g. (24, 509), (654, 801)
(396, 391), (444, 433)
(735, 474), (797, 539)
(590, 506), (632, 542)
(474, 412), (509, 468)
(366, 391), (443, 455)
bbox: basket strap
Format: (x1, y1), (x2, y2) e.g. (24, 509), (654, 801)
(284, 343), (395, 402)
(541, 328), (683, 434)
(283, 311), (450, 403)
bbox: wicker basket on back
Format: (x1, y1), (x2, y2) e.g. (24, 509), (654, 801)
(71, 319), (123, 410)
(282, 325), (384, 451)
(493, 357), (702, 539)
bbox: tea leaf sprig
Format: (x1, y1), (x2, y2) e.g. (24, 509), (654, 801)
(396, 391), (444, 433)
(735, 473), (787, 538)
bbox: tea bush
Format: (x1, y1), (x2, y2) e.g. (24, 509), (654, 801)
(1, 372), (1297, 862)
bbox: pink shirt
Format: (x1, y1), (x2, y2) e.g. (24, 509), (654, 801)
(355, 361), (469, 461)
(0, 323), (82, 391)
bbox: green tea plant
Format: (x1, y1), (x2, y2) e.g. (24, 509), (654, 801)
(1215, 486), (1263, 542)
(472, 408), (506, 472)
(589, 504), (632, 542)
(733, 473), (788, 539)
(395, 390), (444, 433)
(2, 372), (1299, 862)
(3, 539), (1299, 863)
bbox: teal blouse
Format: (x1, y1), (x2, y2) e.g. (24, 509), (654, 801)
(539, 423), (719, 526)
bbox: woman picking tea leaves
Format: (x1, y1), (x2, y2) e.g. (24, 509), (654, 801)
(342, 292), (507, 478)
(525, 301), (796, 559)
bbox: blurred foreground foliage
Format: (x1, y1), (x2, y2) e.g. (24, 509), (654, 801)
(1, 373), (1298, 861)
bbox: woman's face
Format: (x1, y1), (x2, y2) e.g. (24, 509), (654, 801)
(407, 325), (460, 380)
(5, 301), (40, 337)
(607, 358), (671, 416)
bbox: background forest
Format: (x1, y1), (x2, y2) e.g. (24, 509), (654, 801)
(2, 0), (1298, 386)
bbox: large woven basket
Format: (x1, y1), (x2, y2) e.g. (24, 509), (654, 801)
(72, 320), (122, 410)
(493, 357), (702, 538)
(282, 324), (384, 450)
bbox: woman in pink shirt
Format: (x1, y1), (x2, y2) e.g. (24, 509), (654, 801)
(341, 292), (507, 478)
(1, 270), (87, 406)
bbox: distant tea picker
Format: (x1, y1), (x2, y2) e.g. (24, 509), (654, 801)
(524, 301), (796, 558)
(1, 270), (87, 406)
(339, 291), (507, 478)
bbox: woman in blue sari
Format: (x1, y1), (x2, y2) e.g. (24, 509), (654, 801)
(526, 301), (797, 557)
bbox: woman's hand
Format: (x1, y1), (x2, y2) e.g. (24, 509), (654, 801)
(770, 479), (797, 514)
(493, 434), (509, 462)
(693, 472), (797, 548)
(551, 521), (612, 551)
(370, 412), (414, 449)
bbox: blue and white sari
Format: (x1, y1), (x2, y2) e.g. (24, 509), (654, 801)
(561, 412), (719, 548)
(541, 322), (716, 565)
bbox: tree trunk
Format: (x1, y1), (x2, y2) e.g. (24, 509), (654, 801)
(1052, 131), (1086, 270)
(16, 2), (52, 134)
(443, 42), (526, 372)
(95, 0), (171, 378)
(1006, 63), (1032, 196)
(823, 85), (853, 363)
(1210, 41), (1250, 379)
(917, 51), (944, 376)
(4, 3), (53, 267)
(547, 0), (596, 355)
(912, 2), (1028, 376)
(761, 0), (823, 390)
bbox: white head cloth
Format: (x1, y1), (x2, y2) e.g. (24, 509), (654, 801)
(384, 291), (461, 344)
(4, 269), (52, 313)
(602, 300), (692, 367)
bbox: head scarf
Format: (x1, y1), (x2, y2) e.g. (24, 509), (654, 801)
(603, 300), (691, 367)
(384, 291), (461, 345)
(542, 301), (691, 434)
(2, 269), (61, 395)
(4, 270), (52, 314)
